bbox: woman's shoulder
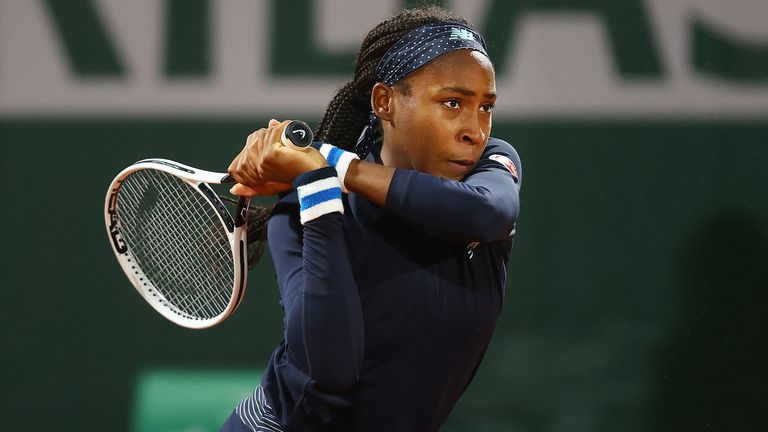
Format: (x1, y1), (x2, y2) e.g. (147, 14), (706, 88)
(484, 137), (520, 160)
(478, 137), (522, 183)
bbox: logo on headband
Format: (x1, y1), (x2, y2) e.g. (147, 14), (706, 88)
(450, 28), (475, 41)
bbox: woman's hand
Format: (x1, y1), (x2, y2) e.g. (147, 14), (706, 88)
(228, 181), (292, 197)
(228, 119), (328, 196)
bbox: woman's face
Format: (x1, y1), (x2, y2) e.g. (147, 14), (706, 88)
(376, 49), (496, 180)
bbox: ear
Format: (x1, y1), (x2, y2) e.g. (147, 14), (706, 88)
(370, 82), (395, 122)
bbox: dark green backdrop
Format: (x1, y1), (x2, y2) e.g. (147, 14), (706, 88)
(2, 119), (766, 431)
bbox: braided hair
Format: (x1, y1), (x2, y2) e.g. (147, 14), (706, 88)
(315, 6), (468, 151)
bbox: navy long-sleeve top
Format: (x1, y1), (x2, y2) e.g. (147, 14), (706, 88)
(259, 137), (522, 431)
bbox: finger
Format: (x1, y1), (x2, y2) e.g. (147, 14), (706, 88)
(229, 182), (291, 197)
(228, 150), (249, 183)
(247, 128), (267, 150)
(268, 119), (281, 127)
(235, 154), (263, 187)
(250, 128), (270, 168)
(227, 154), (240, 177)
(256, 123), (291, 181)
(230, 129), (261, 178)
(270, 120), (293, 149)
(229, 183), (259, 197)
(259, 181), (292, 195)
(229, 131), (253, 175)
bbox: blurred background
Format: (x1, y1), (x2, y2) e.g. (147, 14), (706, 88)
(1, 0), (767, 431)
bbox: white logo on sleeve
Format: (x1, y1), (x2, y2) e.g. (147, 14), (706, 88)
(488, 154), (518, 179)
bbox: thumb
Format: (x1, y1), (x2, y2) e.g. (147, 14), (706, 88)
(230, 181), (292, 197)
(268, 118), (281, 127)
(229, 183), (259, 197)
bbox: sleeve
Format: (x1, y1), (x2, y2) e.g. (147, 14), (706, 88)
(384, 138), (522, 244)
(268, 167), (364, 392)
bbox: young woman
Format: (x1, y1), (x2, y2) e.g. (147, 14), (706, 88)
(223, 6), (522, 432)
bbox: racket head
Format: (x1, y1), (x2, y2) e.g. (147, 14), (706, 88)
(105, 159), (249, 329)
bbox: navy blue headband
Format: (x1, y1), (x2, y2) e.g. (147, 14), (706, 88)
(355, 22), (489, 159)
(375, 21), (489, 86)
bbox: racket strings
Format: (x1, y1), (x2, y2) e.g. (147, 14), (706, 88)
(120, 174), (229, 318)
(121, 173), (231, 318)
(123, 172), (232, 316)
(116, 169), (235, 320)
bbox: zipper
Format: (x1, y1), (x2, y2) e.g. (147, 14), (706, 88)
(431, 263), (442, 311)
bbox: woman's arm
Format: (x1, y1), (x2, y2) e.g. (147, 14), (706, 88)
(269, 179), (364, 392)
(229, 121), (364, 392)
(345, 138), (522, 244)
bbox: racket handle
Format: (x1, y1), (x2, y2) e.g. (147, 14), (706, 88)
(281, 120), (314, 151)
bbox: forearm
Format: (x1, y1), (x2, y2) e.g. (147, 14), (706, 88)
(274, 168), (364, 391)
(344, 159), (394, 208)
(345, 159), (519, 244)
(321, 139), (522, 243)
(385, 168), (519, 243)
(284, 213), (363, 392)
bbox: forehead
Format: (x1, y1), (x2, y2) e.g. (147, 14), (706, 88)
(401, 50), (496, 90)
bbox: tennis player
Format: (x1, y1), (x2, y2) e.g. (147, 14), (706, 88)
(223, 6), (522, 431)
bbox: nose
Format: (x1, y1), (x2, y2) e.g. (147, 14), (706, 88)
(460, 113), (487, 145)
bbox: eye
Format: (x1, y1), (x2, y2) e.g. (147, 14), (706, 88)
(480, 103), (495, 113)
(442, 100), (460, 109)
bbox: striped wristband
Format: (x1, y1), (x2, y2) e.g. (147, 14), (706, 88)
(313, 143), (359, 193)
(293, 167), (344, 224)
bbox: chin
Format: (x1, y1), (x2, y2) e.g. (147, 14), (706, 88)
(436, 172), (463, 181)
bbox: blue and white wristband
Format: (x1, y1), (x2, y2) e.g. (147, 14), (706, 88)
(313, 143), (359, 193)
(294, 167), (344, 224)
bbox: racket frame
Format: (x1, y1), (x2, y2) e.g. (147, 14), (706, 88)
(105, 158), (249, 329)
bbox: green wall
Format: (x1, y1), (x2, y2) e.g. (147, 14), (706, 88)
(2, 119), (767, 431)
(2, 0), (768, 430)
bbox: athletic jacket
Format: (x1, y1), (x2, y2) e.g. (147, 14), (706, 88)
(258, 137), (522, 431)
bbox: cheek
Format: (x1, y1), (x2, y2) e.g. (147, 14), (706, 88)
(406, 105), (449, 137)
(394, 102), (455, 170)
(409, 129), (449, 172)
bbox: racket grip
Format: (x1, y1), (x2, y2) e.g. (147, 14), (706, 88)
(281, 120), (314, 151)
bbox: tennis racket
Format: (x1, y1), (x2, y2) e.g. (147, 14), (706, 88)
(104, 120), (313, 329)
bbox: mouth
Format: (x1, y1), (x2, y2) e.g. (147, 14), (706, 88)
(449, 159), (476, 168)
(447, 159), (477, 175)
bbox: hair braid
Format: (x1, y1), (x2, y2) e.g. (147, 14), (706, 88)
(316, 6), (468, 151)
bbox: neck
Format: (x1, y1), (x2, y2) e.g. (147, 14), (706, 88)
(379, 140), (395, 166)
(379, 137), (411, 169)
